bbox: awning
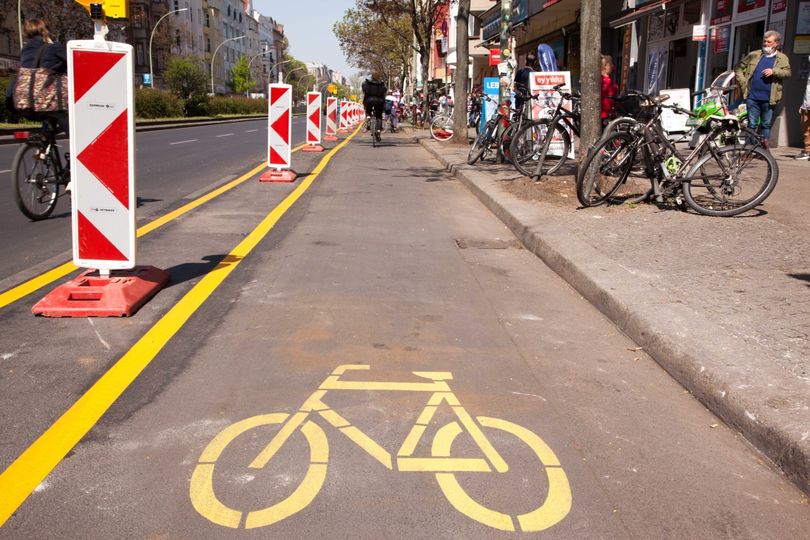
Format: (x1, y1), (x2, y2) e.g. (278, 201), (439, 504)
(609, 0), (676, 29)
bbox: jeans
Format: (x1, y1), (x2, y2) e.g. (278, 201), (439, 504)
(746, 98), (774, 144)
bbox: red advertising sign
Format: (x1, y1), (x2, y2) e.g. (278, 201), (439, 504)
(489, 48), (500, 66)
(712, 0), (732, 25)
(771, 0), (787, 13)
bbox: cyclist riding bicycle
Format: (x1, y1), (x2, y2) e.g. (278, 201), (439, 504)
(362, 74), (387, 142)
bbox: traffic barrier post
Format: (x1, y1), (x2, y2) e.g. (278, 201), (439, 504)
(325, 97), (338, 141)
(32, 36), (169, 317)
(302, 91), (324, 152)
(260, 83), (297, 182)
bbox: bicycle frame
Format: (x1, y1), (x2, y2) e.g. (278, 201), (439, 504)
(530, 92), (580, 179)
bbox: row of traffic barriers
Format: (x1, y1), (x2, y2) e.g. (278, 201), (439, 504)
(30, 10), (364, 318)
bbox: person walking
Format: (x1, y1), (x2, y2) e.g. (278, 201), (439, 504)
(734, 30), (791, 147)
(797, 60), (810, 160)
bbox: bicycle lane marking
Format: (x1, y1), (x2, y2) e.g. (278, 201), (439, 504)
(0, 143), (308, 309)
(190, 364), (572, 532)
(0, 130), (359, 527)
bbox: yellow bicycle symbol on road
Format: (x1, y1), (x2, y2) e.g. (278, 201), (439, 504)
(190, 364), (572, 532)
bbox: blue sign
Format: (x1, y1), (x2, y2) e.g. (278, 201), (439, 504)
(143, 73), (152, 85)
(481, 77), (500, 132)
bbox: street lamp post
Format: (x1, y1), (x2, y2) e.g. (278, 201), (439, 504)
(210, 35), (245, 95)
(267, 59), (292, 85)
(246, 47), (272, 96)
(149, 7), (188, 89)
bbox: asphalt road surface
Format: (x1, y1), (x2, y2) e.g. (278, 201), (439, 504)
(1, 127), (809, 538)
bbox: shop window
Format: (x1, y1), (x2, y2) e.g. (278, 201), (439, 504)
(649, 13), (665, 41)
(682, 0), (701, 26)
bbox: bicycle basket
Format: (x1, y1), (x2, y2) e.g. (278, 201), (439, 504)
(615, 95), (656, 122)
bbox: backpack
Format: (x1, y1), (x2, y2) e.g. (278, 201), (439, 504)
(364, 80), (386, 99)
(12, 45), (68, 114)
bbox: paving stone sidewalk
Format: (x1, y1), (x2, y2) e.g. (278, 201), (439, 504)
(417, 136), (810, 496)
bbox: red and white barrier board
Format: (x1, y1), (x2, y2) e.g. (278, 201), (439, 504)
(261, 83), (296, 181)
(68, 40), (136, 270)
(325, 97), (338, 141)
(302, 91), (324, 152)
(268, 83), (292, 168)
(338, 100), (348, 133)
(32, 39), (168, 317)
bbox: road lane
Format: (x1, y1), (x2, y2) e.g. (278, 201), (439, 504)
(2, 131), (808, 537)
(0, 116), (307, 285)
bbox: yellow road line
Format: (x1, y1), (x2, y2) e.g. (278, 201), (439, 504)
(0, 129), (358, 527)
(0, 143), (308, 309)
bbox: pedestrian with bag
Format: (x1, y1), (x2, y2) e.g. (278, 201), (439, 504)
(797, 59), (810, 161)
(734, 30), (791, 147)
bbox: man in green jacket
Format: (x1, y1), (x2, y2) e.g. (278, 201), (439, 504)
(734, 30), (791, 146)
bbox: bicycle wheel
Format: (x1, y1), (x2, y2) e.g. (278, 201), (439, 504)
(467, 119), (495, 165)
(498, 122), (518, 164)
(601, 116), (637, 138)
(682, 144), (778, 216)
(432, 416), (571, 532)
(12, 143), (60, 220)
(190, 413), (328, 529)
(430, 114), (454, 141)
(510, 120), (569, 178)
(576, 132), (637, 207)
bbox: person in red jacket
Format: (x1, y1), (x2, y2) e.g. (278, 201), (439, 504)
(601, 55), (618, 121)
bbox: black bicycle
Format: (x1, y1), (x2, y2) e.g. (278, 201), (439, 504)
(11, 119), (70, 220)
(509, 84), (580, 181)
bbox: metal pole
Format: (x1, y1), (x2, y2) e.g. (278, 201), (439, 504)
(17, 0), (22, 50)
(211, 35), (245, 95)
(498, 0), (511, 106)
(149, 7), (188, 89)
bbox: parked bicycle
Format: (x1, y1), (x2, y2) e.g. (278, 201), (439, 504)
(576, 91), (777, 217)
(429, 109), (454, 141)
(508, 84), (581, 181)
(11, 118), (70, 220)
(467, 92), (532, 165)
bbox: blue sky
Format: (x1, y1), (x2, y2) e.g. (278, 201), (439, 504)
(253, 0), (357, 78)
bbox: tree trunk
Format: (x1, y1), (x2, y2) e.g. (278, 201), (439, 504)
(451, 0), (470, 145)
(579, 1), (602, 159)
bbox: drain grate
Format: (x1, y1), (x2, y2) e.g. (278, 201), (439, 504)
(454, 238), (522, 250)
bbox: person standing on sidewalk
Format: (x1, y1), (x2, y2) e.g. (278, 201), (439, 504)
(601, 55), (619, 122)
(797, 61), (810, 160)
(734, 30), (791, 147)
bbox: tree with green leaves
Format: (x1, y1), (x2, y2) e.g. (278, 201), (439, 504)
(11, 0), (93, 43)
(229, 56), (256, 95)
(163, 55), (209, 115)
(363, 0), (448, 96)
(333, 1), (411, 88)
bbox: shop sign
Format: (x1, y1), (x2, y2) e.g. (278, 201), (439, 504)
(692, 24), (707, 41)
(737, 0), (765, 14)
(529, 71), (574, 157)
(489, 48), (501, 66)
(771, 0), (787, 13)
(482, 0), (529, 41)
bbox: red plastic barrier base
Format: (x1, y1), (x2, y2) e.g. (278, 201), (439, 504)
(324, 135), (338, 141)
(32, 266), (170, 317)
(302, 144), (325, 153)
(259, 168), (298, 182)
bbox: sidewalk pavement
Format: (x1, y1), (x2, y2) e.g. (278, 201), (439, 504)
(417, 133), (810, 496)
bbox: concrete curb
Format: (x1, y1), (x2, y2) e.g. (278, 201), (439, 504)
(419, 137), (810, 496)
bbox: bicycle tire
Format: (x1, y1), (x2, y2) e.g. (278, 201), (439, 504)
(190, 413), (328, 529)
(576, 131), (636, 207)
(467, 119), (495, 165)
(430, 114), (454, 141)
(498, 122), (519, 164)
(432, 416), (572, 532)
(510, 119), (571, 178)
(601, 116), (638, 139)
(12, 142), (60, 221)
(682, 144), (778, 217)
